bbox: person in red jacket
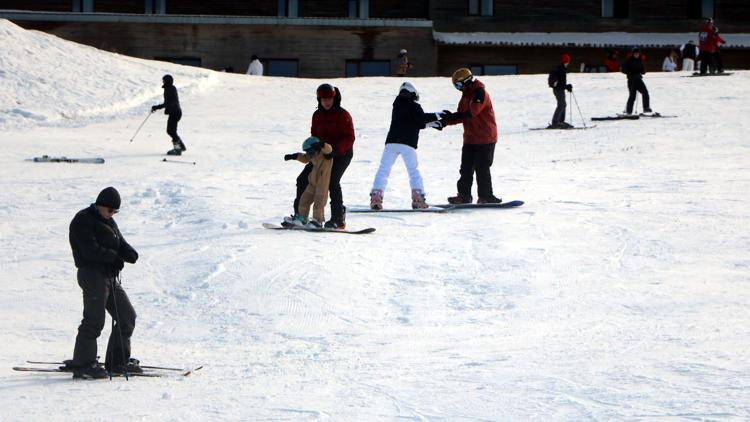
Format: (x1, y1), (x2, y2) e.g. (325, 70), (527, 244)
(441, 68), (502, 204)
(294, 83), (355, 229)
(698, 18), (717, 75)
(712, 26), (727, 73)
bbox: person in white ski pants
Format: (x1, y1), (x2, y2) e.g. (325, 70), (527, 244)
(372, 143), (424, 197)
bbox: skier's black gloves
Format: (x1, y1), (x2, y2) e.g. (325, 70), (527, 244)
(151, 105), (159, 112)
(119, 247), (138, 264)
(324, 149), (335, 160)
(565, 84), (573, 92)
(284, 153), (298, 161)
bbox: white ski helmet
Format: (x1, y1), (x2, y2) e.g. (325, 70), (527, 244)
(399, 81), (419, 101)
(400, 49), (407, 55)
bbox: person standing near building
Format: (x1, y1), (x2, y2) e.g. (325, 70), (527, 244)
(294, 84), (355, 229)
(662, 50), (678, 72)
(547, 53), (574, 129)
(246, 54), (263, 76)
(66, 187), (140, 379)
(622, 47), (652, 115)
(396, 49), (412, 77)
(698, 18), (717, 75)
(440, 68), (502, 205)
(680, 40), (698, 72)
(713, 27), (727, 73)
(151, 74), (186, 156)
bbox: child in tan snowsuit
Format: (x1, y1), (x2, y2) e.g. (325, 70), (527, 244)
(284, 136), (333, 225)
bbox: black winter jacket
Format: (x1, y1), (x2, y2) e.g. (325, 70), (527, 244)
(548, 63), (568, 89)
(69, 205), (138, 277)
(155, 84), (181, 115)
(621, 57), (646, 80)
(385, 94), (439, 149)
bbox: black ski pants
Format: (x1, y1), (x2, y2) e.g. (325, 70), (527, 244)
(72, 267), (136, 370)
(626, 79), (650, 114)
(552, 87), (567, 124)
(295, 149), (353, 223)
(699, 50), (716, 75)
(166, 110), (182, 145)
(456, 143), (496, 198)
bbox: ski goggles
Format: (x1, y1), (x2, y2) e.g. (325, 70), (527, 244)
(453, 76), (473, 90)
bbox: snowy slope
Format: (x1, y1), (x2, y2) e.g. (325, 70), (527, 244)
(1, 19), (749, 420)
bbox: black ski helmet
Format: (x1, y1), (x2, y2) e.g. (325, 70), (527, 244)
(162, 74), (174, 86)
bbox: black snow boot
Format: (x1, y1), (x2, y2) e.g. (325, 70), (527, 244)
(448, 194), (472, 204)
(72, 362), (109, 380)
(109, 358), (144, 374)
(167, 148), (182, 156)
(477, 195), (502, 204)
(324, 206), (346, 230)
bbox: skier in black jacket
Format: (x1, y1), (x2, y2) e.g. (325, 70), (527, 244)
(152, 74), (186, 156)
(547, 53), (574, 129)
(369, 81), (443, 210)
(67, 187), (140, 379)
(621, 47), (652, 115)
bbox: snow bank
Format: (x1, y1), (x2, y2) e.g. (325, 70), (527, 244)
(0, 18), (213, 130)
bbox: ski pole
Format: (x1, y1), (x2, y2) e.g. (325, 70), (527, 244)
(569, 91), (573, 126)
(571, 91), (588, 128)
(109, 275), (129, 380)
(129, 111), (153, 142)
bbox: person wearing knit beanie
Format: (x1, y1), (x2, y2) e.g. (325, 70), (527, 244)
(547, 53), (574, 129)
(67, 186), (141, 378)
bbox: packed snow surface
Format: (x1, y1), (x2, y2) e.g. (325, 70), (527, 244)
(1, 19), (749, 420)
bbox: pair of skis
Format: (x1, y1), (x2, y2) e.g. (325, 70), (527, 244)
(592, 112), (677, 121)
(13, 361), (203, 378)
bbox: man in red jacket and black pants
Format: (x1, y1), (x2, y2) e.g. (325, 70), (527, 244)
(296, 83), (355, 229)
(441, 68), (502, 204)
(698, 18), (717, 75)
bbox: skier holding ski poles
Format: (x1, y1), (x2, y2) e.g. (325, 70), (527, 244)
(66, 187), (141, 379)
(151, 74), (187, 156)
(621, 47), (653, 116)
(547, 53), (574, 129)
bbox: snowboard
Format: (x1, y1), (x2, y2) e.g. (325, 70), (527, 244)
(684, 72), (733, 77)
(432, 200), (524, 209)
(27, 155), (104, 164)
(349, 205), (453, 213)
(262, 222), (375, 234)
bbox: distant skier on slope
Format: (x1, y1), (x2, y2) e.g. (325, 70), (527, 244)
(369, 81), (445, 211)
(621, 47), (653, 116)
(284, 136), (334, 227)
(151, 74), (187, 156)
(547, 53), (574, 129)
(294, 83), (355, 230)
(67, 187), (141, 379)
(439, 68), (502, 205)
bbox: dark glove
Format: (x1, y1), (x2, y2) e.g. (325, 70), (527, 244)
(114, 258), (124, 272)
(565, 84), (573, 92)
(439, 110), (454, 120)
(284, 153), (298, 161)
(324, 149), (336, 160)
(119, 248), (138, 264)
(151, 105), (159, 112)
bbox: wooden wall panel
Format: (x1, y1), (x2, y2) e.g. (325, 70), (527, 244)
(369, 0), (429, 18)
(164, 1), (277, 16)
(0, 1), (72, 12)
(298, 0), (347, 17)
(94, 0), (144, 14)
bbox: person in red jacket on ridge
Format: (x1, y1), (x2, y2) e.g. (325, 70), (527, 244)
(698, 18), (717, 75)
(440, 68), (502, 204)
(294, 83), (355, 229)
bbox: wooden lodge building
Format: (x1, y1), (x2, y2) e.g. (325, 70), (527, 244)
(2, 0), (749, 77)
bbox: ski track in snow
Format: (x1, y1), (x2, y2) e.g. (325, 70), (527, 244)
(1, 18), (750, 420)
